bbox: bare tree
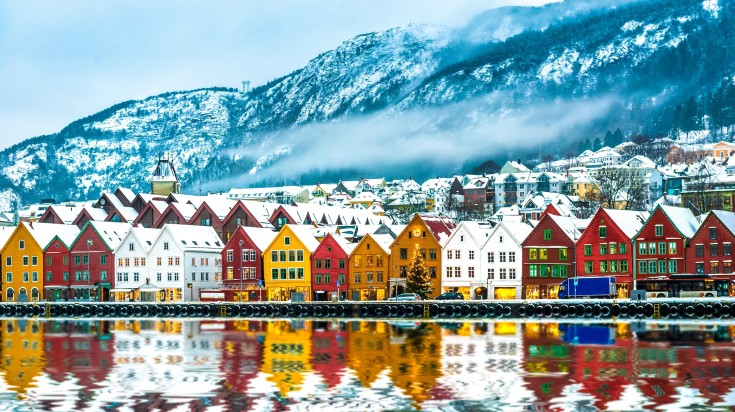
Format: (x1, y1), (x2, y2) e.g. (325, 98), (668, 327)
(588, 167), (648, 210)
(683, 161), (721, 215)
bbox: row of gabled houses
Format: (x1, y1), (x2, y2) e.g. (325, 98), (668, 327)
(3, 200), (735, 303)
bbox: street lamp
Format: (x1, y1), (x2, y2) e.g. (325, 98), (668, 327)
(239, 240), (244, 302)
(486, 279), (492, 300)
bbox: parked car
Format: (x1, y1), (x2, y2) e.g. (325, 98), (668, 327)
(435, 292), (464, 300)
(388, 293), (422, 301)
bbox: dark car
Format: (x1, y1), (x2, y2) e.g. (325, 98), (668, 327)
(436, 292), (464, 300)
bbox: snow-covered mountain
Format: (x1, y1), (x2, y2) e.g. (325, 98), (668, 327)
(1, 0), (734, 208)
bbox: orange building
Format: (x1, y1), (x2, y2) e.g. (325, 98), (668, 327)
(389, 214), (456, 298)
(348, 233), (393, 301)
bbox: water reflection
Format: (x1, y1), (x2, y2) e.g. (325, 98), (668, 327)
(0, 319), (734, 410)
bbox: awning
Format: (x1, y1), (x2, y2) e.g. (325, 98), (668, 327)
(138, 282), (163, 292)
(70, 285), (97, 289)
(44, 286), (68, 290)
(109, 288), (133, 292)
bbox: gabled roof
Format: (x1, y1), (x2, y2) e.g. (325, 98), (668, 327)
(43, 203), (88, 225)
(445, 221), (494, 248)
(419, 214), (457, 244)
(160, 224), (223, 251)
(654, 204), (699, 239)
(486, 221), (534, 247)
(0, 226), (15, 250)
(317, 233), (355, 256)
(114, 187), (136, 205)
(77, 221), (132, 251)
(73, 205), (108, 224)
(602, 208), (650, 239)
(154, 202), (197, 226)
(241, 227), (278, 251)
(16, 222), (81, 250)
(279, 224), (320, 253)
(690, 210), (735, 240)
(537, 214), (583, 243)
(352, 233), (394, 256)
(114, 226), (161, 254)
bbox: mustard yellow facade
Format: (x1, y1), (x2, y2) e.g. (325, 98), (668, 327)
(386, 322), (442, 407)
(0, 319), (45, 396)
(346, 321), (389, 387)
(389, 215), (443, 298)
(262, 320), (312, 396)
(1, 223), (44, 302)
(349, 234), (389, 301)
(263, 225), (313, 301)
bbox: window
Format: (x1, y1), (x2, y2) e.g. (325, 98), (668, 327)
(509, 268), (517, 279)
(429, 249), (437, 261)
(226, 251), (233, 262)
(289, 250), (295, 262)
(19, 240), (25, 249)
(710, 227), (717, 240)
(23, 272), (29, 282)
(584, 261), (593, 274)
(639, 242), (647, 255)
(619, 243), (627, 254)
(279, 251), (286, 262)
(711, 261), (720, 274)
(599, 226), (607, 238)
(543, 229), (552, 240)
(695, 262), (705, 274)
(5, 273), (10, 282)
(509, 252), (516, 262)
(339, 259), (346, 269)
(487, 252), (494, 263)
(499, 268), (507, 280)
(655, 224), (664, 236)
(46, 271), (52, 281)
(648, 261), (656, 274)
(366, 272), (373, 283)
(446, 250), (452, 259)
(354, 272), (361, 283)
(725, 243), (732, 256)
(711, 244), (719, 256)
(129, 243), (134, 251)
(284, 236), (290, 246)
(658, 242), (666, 255)
(468, 267), (475, 278)
(600, 261), (608, 273)
(250, 250), (257, 261)
(609, 243), (617, 255)
(599, 244), (608, 255)
(648, 243), (656, 255)
(164, 242), (169, 250)
(272, 269), (278, 280)
(297, 250), (304, 261)
(430, 267), (437, 279)
(658, 260), (667, 274)
(559, 249), (568, 260)
(529, 265), (537, 278)
(539, 249), (548, 260)
(400, 248), (407, 260)
(695, 244), (704, 257)
(315, 274), (322, 284)
(454, 250), (460, 259)
(540, 266), (549, 277)
(584, 244), (592, 256)
(4, 257), (9, 267)
(499, 252), (507, 263)
(31, 256), (38, 266)
(668, 242), (677, 255)
(529, 249), (537, 260)
(468, 250), (475, 260)
(638, 261), (647, 274)
(280, 268), (286, 280)
(620, 260), (628, 272)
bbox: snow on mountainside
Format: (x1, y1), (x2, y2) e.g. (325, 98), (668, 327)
(1, 0), (735, 209)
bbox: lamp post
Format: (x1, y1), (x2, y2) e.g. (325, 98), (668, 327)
(239, 240), (244, 302)
(486, 279), (492, 300)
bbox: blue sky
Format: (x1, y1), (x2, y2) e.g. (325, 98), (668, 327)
(0, 0), (552, 150)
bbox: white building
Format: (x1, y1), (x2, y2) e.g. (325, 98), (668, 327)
(148, 224), (223, 302)
(112, 226), (162, 302)
(481, 221), (534, 300)
(441, 221), (494, 299)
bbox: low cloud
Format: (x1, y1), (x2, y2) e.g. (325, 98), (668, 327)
(206, 93), (617, 191)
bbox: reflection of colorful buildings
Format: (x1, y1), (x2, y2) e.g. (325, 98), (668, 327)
(262, 320), (313, 396)
(522, 322), (574, 408)
(218, 320), (266, 393)
(0, 319), (45, 396)
(43, 320), (114, 407)
(386, 322), (443, 408)
(312, 320), (348, 388)
(346, 321), (389, 387)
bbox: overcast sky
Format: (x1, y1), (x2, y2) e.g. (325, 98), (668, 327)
(0, 0), (553, 150)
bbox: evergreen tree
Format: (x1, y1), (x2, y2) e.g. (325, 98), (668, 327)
(612, 128), (624, 147)
(592, 137), (602, 151)
(405, 245), (433, 299)
(603, 130), (614, 148)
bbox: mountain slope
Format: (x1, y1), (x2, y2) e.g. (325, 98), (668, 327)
(2, 0), (735, 209)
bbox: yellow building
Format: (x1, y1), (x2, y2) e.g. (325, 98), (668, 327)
(263, 224), (319, 301)
(386, 323), (443, 408)
(0, 319), (45, 397)
(348, 233), (392, 301)
(570, 174), (600, 201)
(261, 320), (312, 396)
(346, 321), (389, 387)
(389, 214), (456, 299)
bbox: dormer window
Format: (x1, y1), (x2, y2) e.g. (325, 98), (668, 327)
(284, 236), (291, 246)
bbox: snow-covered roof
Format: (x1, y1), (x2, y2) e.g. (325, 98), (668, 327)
(0, 226), (15, 250)
(546, 214), (582, 242)
(47, 203), (87, 225)
(603, 209), (650, 239)
(163, 224), (223, 251)
(658, 204), (699, 238)
(362, 233), (394, 255)
(328, 233), (356, 255)
(710, 210), (735, 236)
(350, 192), (383, 203)
(447, 221), (494, 247)
(115, 226), (161, 254)
(624, 155), (657, 168)
(85, 221), (132, 251)
(115, 187), (136, 204)
(490, 221), (534, 246)
(283, 224), (320, 252)
(241, 227), (278, 251)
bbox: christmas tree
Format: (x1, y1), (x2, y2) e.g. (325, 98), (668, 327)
(405, 245), (433, 299)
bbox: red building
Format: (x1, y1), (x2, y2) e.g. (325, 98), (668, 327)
(189, 199), (236, 243)
(42, 226), (80, 301)
(633, 205), (698, 285)
(311, 321), (348, 388)
(575, 208), (649, 298)
(217, 321), (265, 398)
(69, 221), (130, 301)
(462, 176), (493, 210)
(219, 226), (276, 301)
(685, 210), (735, 290)
(220, 201), (267, 242)
(521, 214), (582, 299)
(311, 233), (352, 301)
